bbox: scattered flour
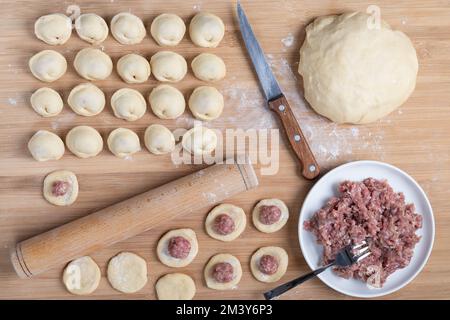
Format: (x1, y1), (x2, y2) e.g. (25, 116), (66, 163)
(193, 4), (202, 11)
(8, 98), (17, 106)
(281, 33), (294, 50)
(202, 192), (217, 204)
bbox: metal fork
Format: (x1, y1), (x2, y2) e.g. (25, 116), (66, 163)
(263, 240), (371, 300)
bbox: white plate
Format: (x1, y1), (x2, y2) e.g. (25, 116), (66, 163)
(298, 160), (435, 298)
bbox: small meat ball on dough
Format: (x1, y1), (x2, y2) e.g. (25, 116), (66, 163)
(252, 199), (289, 233)
(65, 125), (103, 158)
(188, 86), (224, 121)
(189, 13), (225, 48)
(110, 88), (147, 121)
(29, 50), (67, 82)
(204, 253), (242, 290)
(205, 204), (246, 242)
(250, 246), (288, 283)
(144, 124), (175, 155)
(28, 130), (65, 161)
(107, 128), (141, 158)
(68, 83), (105, 116)
(149, 84), (185, 119)
(107, 252), (148, 294)
(30, 87), (63, 117)
(155, 273), (196, 300)
(150, 13), (186, 46)
(63, 256), (100, 295)
(191, 53), (226, 82)
(157, 228), (198, 268)
(110, 12), (146, 45)
(43, 170), (79, 206)
(116, 53), (151, 83)
(75, 13), (109, 44)
(150, 51), (187, 82)
(34, 13), (72, 45)
(181, 126), (217, 156)
(73, 48), (113, 81)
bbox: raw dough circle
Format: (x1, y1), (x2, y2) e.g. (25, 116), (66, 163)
(181, 126), (217, 156)
(43, 170), (79, 206)
(75, 13), (109, 44)
(107, 252), (148, 294)
(189, 13), (225, 48)
(65, 125), (103, 158)
(157, 228), (198, 268)
(144, 124), (175, 155)
(68, 83), (105, 116)
(116, 53), (151, 83)
(191, 53), (226, 82)
(298, 12), (419, 124)
(252, 199), (289, 233)
(205, 204), (246, 242)
(30, 87), (63, 117)
(34, 13), (72, 45)
(73, 48), (113, 81)
(110, 12), (146, 45)
(29, 50), (67, 82)
(204, 253), (242, 290)
(28, 130), (65, 161)
(107, 128), (141, 158)
(250, 246), (288, 283)
(150, 51), (187, 82)
(63, 256), (100, 295)
(149, 84), (185, 119)
(188, 86), (224, 121)
(110, 88), (147, 121)
(155, 273), (196, 300)
(150, 13), (186, 46)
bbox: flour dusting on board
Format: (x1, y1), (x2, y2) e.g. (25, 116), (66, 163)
(202, 192), (217, 204)
(281, 33), (294, 51)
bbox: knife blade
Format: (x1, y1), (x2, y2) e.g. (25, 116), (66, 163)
(237, 1), (320, 179)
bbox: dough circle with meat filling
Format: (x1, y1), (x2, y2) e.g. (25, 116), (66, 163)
(250, 246), (288, 283)
(204, 253), (242, 290)
(157, 228), (198, 268)
(205, 204), (246, 242)
(252, 199), (289, 233)
(43, 170), (79, 206)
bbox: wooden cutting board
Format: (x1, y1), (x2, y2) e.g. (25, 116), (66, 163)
(0, 0), (449, 299)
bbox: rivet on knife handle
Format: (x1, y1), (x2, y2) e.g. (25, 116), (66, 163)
(268, 94), (320, 179)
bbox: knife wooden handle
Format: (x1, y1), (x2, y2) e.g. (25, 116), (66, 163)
(268, 94), (320, 180)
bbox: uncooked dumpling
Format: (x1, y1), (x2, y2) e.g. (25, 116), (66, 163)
(110, 12), (146, 45)
(28, 130), (65, 161)
(63, 256), (100, 295)
(74, 48), (113, 81)
(191, 53), (226, 82)
(149, 84), (185, 119)
(150, 51), (187, 82)
(188, 86), (224, 121)
(30, 87), (63, 117)
(107, 128), (141, 158)
(29, 50), (67, 82)
(144, 124), (175, 155)
(65, 125), (103, 158)
(189, 13), (225, 48)
(43, 170), (79, 206)
(298, 12), (418, 124)
(150, 13), (186, 46)
(34, 13), (72, 45)
(68, 83), (105, 116)
(75, 13), (109, 44)
(116, 53), (151, 83)
(110, 88), (147, 121)
(181, 126), (217, 156)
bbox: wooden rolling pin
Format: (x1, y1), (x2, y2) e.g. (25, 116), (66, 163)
(11, 160), (258, 279)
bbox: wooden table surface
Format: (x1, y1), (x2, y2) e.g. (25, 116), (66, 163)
(0, 0), (449, 300)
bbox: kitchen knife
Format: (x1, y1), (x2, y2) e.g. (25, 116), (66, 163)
(237, 2), (320, 179)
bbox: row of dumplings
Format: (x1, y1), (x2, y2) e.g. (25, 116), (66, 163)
(35, 12), (225, 48)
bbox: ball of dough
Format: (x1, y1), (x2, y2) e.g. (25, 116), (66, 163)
(75, 13), (109, 44)
(34, 13), (72, 45)
(110, 88), (147, 121)
(30, 87), (63, 117)
(188, 86), (224, 121)
(150, 51), (187, 82)
(65, 125), (103, 158)
(252, 199), (289, 233)
(298, 12), (419, 124)
(107, 252), (148, 294)
(191, 53), (226, 82)
(150, 13), (186, 46)
(43, 170), (79, 206)
(144, 124), (175, 155)
(107, 128), (141, 158)
(29, 50), (67, 82)
(110, 12), (146, 45)
(157, 228), (198, 268)
(155, 273), (196, 300)
(149, 84), (185, 119)
(63, 256), (100, 295)
(116, 53), (151, 83)
(204, 253), (242, 290)
(189, 13), (225, 48)
(68, 83), (105, 116)
(250, 246), (288, 283)
(73, 48), (113, 81)
(205, 204), (246, 242)
(28, 130), (65, 161)
(181, 126), (217, 156)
